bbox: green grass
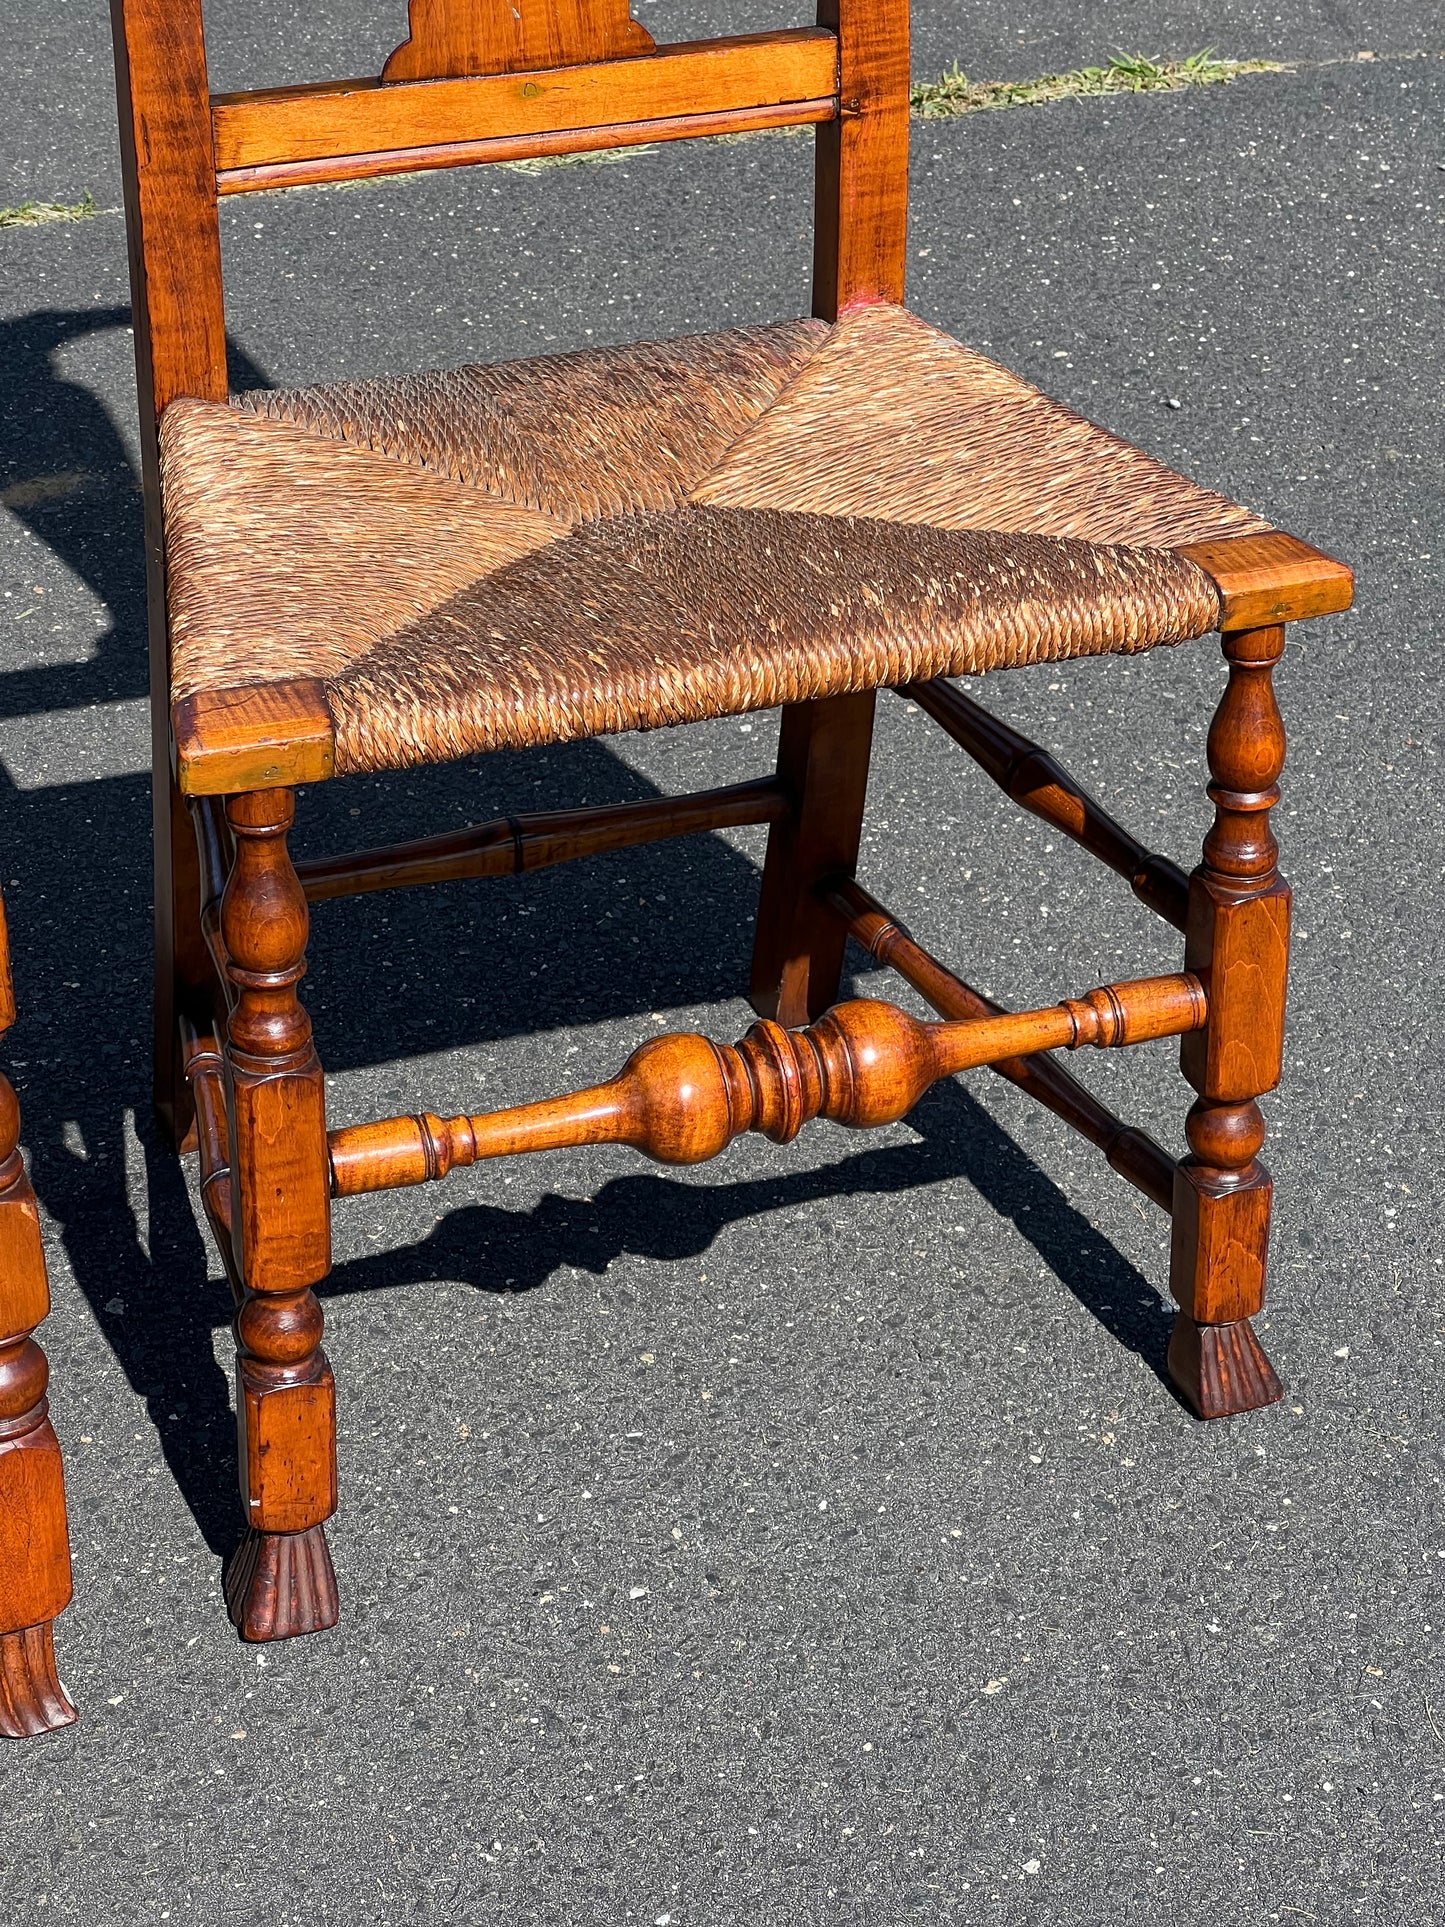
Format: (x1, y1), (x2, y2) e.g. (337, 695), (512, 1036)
(1, 53), (1288, 215)
(911, 50), (1282, 119)
(0, 191), (97, 229)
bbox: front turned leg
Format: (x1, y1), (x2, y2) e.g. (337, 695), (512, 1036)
(0, 1066), (76, 1735)
(1168, 623), (1289, 1417)
(220, 789), (338, 1640)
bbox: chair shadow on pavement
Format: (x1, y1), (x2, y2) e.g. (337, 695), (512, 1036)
(315, 1074), (1175, 1379)
(12, 751), (1174, 1563)
(0, 305), (271, 716)
(0, 308), (1173, 1567)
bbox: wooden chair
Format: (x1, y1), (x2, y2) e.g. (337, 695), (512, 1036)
(109, 0), (1352, 1642)
(0, 889), (77, 1734)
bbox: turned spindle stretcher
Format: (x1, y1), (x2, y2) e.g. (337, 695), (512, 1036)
(108, 0), (1353, 1643)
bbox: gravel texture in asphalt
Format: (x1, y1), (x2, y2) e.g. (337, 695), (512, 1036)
(0, 10), (1442, 1925)
(5, 0), (1438, 202)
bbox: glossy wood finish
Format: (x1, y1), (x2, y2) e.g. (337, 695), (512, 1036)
(1168, 1310), (1282, 1418)
(1167, 624), (1290, 1416)
(217, 97), (839, 194)
(174, 682), (336, 796)
(1179, 532), (1354, 632)
(823, 878), (1177, 1212)
(108, 0), (1357, 1661)
(109, 0), (228, 414)
(384, 0), (653, 83)
(904, 679), (1190, 929)
(329, 971), (1205, 1194)
(0, 893), (76, 1738)
(214, 32), (839, 191)
(812, 0), (910, 317)
(750, 691), (875, 1027)
(110, 0), (228, 1147)
(0, 1625), (76, 1741)
(220, 791), (338, 1640)
(180, 1017), (235, 1256)
(295, 777), (787, 903)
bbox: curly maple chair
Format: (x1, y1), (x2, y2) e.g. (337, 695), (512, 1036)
(110, 0), (1351, 1640)
(0, 889), (77, 1734)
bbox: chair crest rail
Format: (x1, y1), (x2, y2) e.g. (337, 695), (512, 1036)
(210, 30), (842, 194)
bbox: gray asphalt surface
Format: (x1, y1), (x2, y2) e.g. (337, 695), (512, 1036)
(5, 0), (1439, 202)
(1, 9), (1443, 1925)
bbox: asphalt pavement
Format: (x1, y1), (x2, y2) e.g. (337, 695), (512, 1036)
(0, 7), (1442, 1924)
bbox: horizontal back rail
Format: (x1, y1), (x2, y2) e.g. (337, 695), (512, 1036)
(217, 99), (836, 195)
(212, 30), (840, 193)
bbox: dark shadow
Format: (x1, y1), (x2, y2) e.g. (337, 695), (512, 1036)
(0, 307), (271, 715)
(312, 1075), (1172, 1381)
(0, 314), (1172, 1563)
(296, 737), (778, 1069)
(8, 775), (1171, 1555)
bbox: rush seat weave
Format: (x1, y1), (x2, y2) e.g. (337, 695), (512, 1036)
(160, 303), (1270, 778)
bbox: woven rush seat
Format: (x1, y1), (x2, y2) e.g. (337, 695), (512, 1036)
(160, 302), (1270, 778)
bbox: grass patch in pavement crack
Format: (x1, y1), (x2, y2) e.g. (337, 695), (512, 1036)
(911, 50), (1283, 119)
(0, 191), (98, 229)
(5, 50), (1291, 218)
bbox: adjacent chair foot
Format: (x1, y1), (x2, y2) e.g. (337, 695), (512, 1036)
(225, 1525), (339, 1643)
(1168, 1311), (1282, 1419)
(0, 1622), (77, 1738)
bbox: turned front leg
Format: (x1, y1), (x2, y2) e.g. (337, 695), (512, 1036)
(1168, 623), (1289, 1418)
(0, 1057), (77, 1737)
(221, 788), (338, 1640)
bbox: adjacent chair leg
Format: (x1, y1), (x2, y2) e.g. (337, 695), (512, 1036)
(750, 692), (876, 1026)
(219, 789), (339, 1640)
(1168, 624), (1290, 1417)
(156, 765), (216, 1152)
(0, 1066), (76, 1735)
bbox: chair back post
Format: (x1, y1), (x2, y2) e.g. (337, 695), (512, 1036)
(110, 0), (228, 1143)
(110, 0), (228, 455)
(813, 0), (910, 318)
(110, 0), (227, 695)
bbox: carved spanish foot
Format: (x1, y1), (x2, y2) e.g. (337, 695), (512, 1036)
(1168, 1311), (1282, 1419)
(225, 1524), (339, 1642)
(0, 1622), (77, 1738)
